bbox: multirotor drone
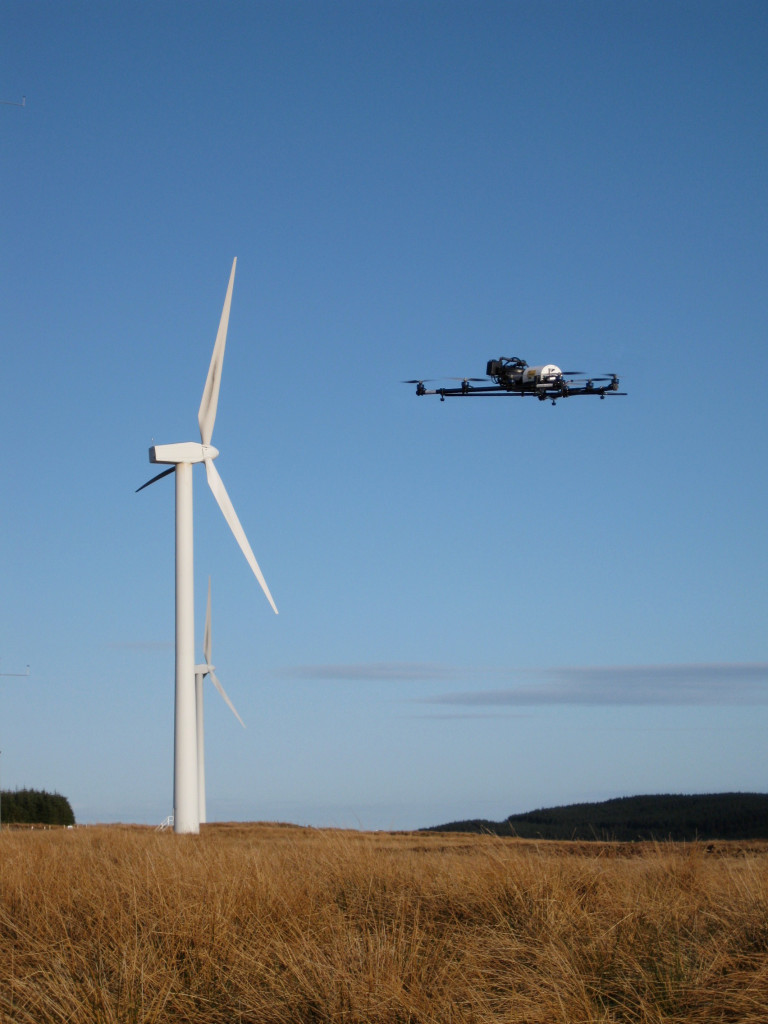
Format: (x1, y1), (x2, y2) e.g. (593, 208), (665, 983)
(405, 357), (625, 405)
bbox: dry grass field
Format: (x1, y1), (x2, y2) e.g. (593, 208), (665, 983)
(0, 823), (766, 1023)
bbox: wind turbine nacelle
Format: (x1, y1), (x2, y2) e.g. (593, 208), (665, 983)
(150, 443), (219, 465)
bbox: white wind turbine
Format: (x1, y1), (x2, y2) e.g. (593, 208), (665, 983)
(196, 577), (245, 824)
(138, 258), (277, 834)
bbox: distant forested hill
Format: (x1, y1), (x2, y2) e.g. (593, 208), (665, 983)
(424, 793), (768, 841)
(1, 789), (75, 826)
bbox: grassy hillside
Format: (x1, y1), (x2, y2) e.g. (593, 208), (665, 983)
(424, 792), (768, 841)
(1, 824), (767, 1022)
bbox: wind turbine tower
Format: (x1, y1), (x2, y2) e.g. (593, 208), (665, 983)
(138, 259), (278, 834)
(196, 577), (245, 823)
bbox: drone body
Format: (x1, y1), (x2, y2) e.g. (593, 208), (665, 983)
(406, 357), (625, 405)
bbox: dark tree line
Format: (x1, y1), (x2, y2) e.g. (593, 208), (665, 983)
(1, 788), (75, 826)
(424, 793), (768, 841)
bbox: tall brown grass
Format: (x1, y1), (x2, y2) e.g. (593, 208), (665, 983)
(0, 823), (766, 1022)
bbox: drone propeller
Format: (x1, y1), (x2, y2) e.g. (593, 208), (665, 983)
(561, 370), (585, 376)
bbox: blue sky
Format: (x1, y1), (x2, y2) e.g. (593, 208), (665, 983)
(1, 0), (766, 829)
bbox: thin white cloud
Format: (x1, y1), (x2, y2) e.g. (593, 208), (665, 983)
(272, 661), (768, 706)
(403, 712), (533, 721)
(271, 662), (467, 681)
(106, 641), (174, 652)
(420, 663), (768, 707)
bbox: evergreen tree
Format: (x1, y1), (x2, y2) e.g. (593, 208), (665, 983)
(1, 788), (75, 826)
(424, 793), (768, 841)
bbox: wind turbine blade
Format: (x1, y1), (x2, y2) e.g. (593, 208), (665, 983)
(135, 466), (175, 493)
(204, 459), (278, 615)
(204, 577), (212, 665)
(209, 669), (245, 728)
(198, 258), (237, 446)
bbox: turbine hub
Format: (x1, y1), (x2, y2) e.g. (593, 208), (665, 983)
(150, 442), (219, 465)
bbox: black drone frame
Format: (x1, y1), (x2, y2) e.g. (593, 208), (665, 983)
(405, 357), (626, 405)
